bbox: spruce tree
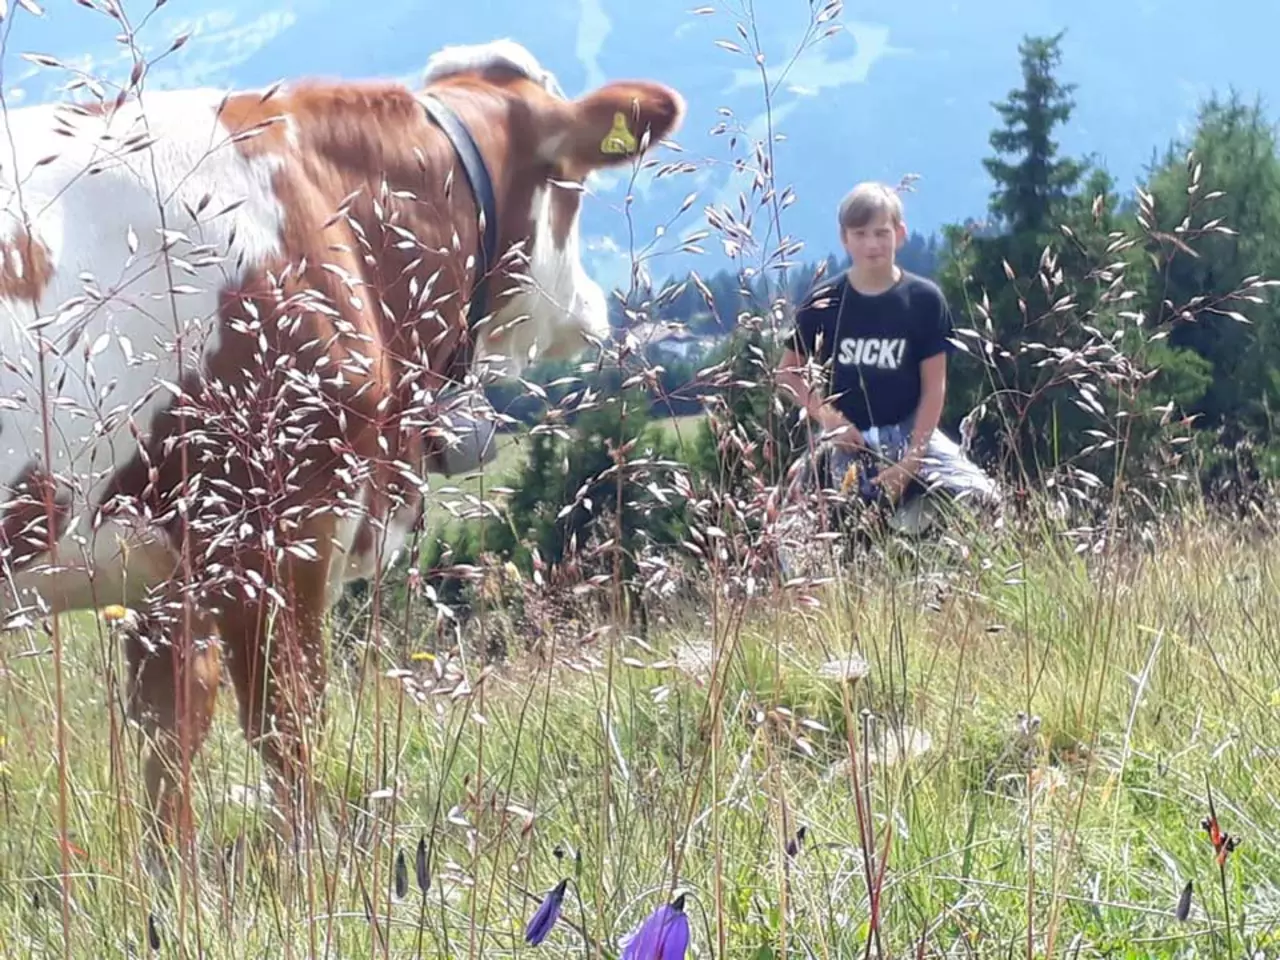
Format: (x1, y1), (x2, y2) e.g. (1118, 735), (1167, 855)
(982, 31), (1084, 238)
(937, 31), (1114, 479)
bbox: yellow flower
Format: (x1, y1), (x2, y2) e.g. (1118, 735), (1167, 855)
(840, 463), (860, 495)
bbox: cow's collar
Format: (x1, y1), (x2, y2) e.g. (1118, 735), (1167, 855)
(419, 93), (500, 334)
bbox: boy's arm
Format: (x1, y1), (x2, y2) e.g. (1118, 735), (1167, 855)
(900, 353), (946, 474)
(776, 290), (863, 449)
(777, 347), (863, 447)
(878, 287), (954, 497)
(903, 287), (956, 471)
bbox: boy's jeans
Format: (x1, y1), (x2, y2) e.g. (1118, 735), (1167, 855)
(822, 421), (1001, 508)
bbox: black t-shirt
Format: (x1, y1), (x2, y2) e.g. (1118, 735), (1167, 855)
(784, 269), (955, 431)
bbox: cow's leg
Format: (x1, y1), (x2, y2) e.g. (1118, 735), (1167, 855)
(122, 597), (223, 880)
(218, 531), (333, 853)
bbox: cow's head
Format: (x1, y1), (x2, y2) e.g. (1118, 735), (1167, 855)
(419, 40), (685, 374)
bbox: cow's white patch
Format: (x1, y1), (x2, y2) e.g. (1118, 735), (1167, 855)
(479, 184), (609, 373)
(4, 520), (177, 618)
(0, 88), (286, 616)
(420, 40), (611, 374)
(328, 482), (421, 605)
(329, 485), (372, 602)
(423, 38), (566, 99)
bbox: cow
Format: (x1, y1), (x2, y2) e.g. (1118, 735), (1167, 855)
(0, 37), (685, 863)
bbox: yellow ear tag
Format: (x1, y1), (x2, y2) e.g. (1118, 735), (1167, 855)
(600, 111), (638, 155)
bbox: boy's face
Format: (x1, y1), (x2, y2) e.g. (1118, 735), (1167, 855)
(841, 213), (906, 269)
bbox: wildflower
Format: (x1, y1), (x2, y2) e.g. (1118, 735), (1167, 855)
(415, 836), (430, 894)
(869, 725), (933, 767)
(816, 654), (869, 683)
(621, 893), (690, 960)
(524, 878), (568, 946)
(1201, 780), (1240, 867)
(1175, 880), (1193, 922)
(100, 604), (139, 630)
(394, 849), (408, 899)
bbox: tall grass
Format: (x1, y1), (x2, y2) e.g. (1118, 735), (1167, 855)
(4, 511), (1280, 957)
(0, 1), (1276, 959)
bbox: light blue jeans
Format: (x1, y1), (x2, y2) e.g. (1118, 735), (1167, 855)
(822, 421), (1001, 507)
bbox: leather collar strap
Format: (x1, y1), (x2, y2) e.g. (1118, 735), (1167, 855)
(420, 93), (500, 333)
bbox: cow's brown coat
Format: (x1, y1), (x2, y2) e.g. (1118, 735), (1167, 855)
(4, 59), (683, 856)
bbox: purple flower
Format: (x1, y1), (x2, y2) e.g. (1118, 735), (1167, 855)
(524, 878), (568, 946)
(786, 824), (808, 858)
(621, 893), (690, 960)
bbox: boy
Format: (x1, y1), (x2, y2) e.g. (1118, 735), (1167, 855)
(777, 181), (998, 510)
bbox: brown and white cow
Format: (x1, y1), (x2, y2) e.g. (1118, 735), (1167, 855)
(0, 38), (684, 855)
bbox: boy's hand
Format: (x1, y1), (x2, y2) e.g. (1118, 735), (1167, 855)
(872, 462), (913, 503)
(817, 409), (863, 451)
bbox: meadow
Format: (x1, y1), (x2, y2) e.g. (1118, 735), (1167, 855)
(3, 495), (1278, 958)
(420, 414), (706, 530)
(3, 2), (1280, 958)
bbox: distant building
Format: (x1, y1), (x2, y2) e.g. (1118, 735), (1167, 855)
(627, 320), (726, 363)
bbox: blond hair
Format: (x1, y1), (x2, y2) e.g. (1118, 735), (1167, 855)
(837, 181), (904, 230)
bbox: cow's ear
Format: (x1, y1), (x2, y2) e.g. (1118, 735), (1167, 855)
(544, 80), (685, 170)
